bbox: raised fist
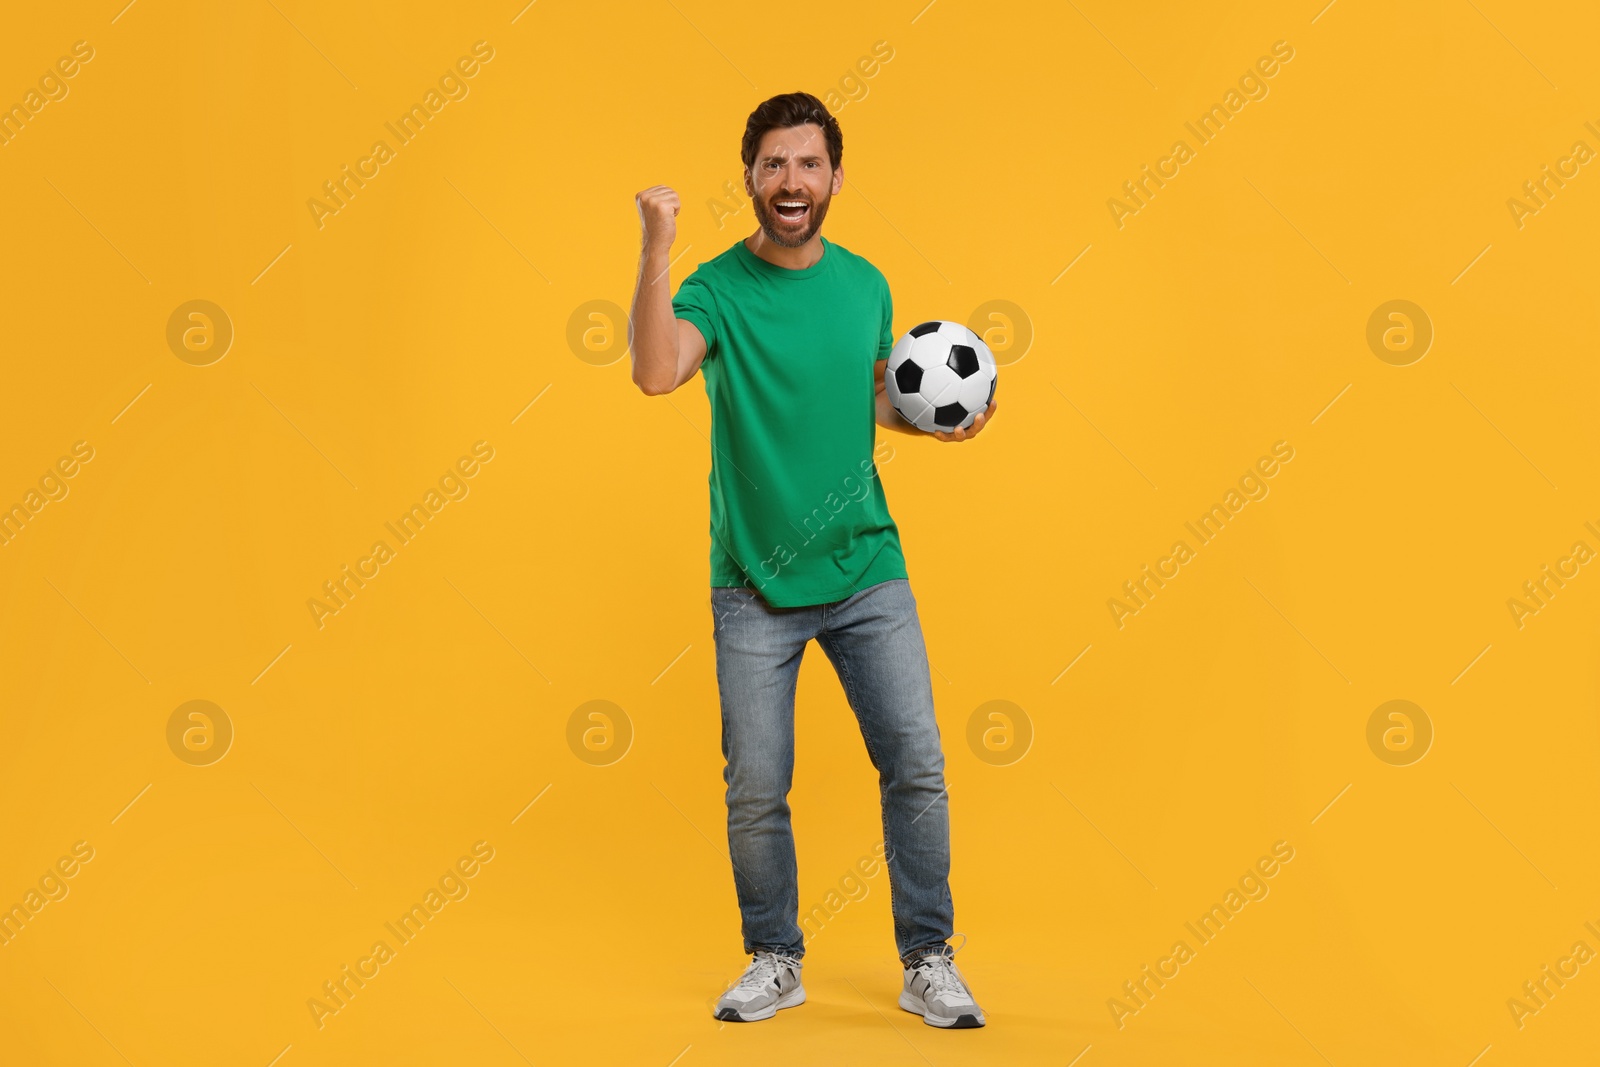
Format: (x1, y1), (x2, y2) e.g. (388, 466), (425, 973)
(635, 185), (680, 252)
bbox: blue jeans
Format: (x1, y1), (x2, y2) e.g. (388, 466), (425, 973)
(710, 577), (954, 967)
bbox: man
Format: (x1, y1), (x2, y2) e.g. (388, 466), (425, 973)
(629, 91), (996, 1029)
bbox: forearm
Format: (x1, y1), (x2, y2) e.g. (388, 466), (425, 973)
(875, 389), (923, 436)
(629, 247), (679, 393)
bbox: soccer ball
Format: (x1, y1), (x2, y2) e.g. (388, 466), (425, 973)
(885, 321), (998, 433)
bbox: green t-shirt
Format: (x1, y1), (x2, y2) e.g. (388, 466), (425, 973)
(672, 235), (908, 608)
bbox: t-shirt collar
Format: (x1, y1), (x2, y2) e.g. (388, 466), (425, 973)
(737, 234), (831, 279)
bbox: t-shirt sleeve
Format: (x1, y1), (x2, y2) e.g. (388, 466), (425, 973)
(876, 272), (894, 362)
(671, 269), (718, 360)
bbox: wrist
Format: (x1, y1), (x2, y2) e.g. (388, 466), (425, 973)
(640, 242), (672, 274)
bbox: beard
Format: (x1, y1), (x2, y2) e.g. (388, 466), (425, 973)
(752, 189), (832, 248)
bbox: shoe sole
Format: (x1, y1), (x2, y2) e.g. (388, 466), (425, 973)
(715, 986), (806, 1022)
(899, 991), (985, 1028)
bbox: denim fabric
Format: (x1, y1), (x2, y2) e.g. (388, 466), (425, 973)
(710, 577), (954, 966)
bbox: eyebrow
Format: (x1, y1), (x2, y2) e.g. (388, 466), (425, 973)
(761, 153), (826, 164)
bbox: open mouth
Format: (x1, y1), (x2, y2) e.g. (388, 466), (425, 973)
(773, 199), (810, 222)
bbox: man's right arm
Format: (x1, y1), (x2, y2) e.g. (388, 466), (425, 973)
(630, 185), (707, 396)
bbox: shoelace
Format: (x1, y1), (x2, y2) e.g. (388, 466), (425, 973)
(912, 935), (972, 1000)
(734, 951), (799, 991)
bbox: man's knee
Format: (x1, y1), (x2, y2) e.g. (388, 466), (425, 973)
(724, 747), (795, 811)
(725, 780), (792, 833)
(880, 735), (945, 791)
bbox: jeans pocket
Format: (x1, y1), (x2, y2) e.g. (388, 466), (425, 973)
(711, 586), (761, 633)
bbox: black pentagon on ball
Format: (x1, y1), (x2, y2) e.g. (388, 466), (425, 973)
(908, 321), (943, 338)
(894, 361), (924, 394)
(946, 344), (979, 378)
(933, 402), (969, 429)
(986, 376), (996, 405)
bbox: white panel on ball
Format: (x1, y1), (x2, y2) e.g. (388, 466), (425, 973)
(895, 392), (932, 428)
(937, 321), (972, 345)
(916, 362), (961, 407)
(887, 333), (916, 368)
(957, 372), (991, 411)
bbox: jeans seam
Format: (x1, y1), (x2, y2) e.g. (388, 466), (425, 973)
(821, 629), (911, 957)
(717, 589), (811, 963)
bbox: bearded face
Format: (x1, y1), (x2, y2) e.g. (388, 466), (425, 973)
(746, 124), (839, 249)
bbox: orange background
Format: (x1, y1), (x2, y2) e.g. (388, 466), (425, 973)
(1, 1), (1598, 1064)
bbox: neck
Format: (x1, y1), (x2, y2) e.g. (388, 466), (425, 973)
(744, 229), (824, 270)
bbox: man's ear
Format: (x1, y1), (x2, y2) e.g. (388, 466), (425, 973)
(743, 167), (755, 198)
(831, 164), (844, 195)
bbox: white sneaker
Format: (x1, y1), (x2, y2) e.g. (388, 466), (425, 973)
(899, 939), (985, 1028)
(713, 951), (805, 1022)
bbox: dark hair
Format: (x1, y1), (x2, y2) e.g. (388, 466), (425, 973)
(740, 92), (843, 173)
